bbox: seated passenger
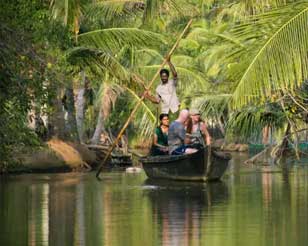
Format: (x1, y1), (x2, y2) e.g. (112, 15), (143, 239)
(189, 109), (211, 148)
(168, 109), (197, 155)
(151, 114), (169, 156)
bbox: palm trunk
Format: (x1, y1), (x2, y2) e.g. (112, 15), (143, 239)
(64, 84), (78, 141)
(49, 87), (66, 139)
(91, 105), (105, 144)
(91, 85), (115, 144)
(75, 71), (86, 143)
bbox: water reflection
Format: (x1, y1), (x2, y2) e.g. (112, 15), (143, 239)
(143, 180), (229, 246)
(28, 184), (49, 246)
(74, 183), (85, 246)
(1, 166), (308, 246)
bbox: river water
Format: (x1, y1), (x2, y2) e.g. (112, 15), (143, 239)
(1, 153), (308, 246)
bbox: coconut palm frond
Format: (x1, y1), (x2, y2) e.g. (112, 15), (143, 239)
(190, 94), (231, 118)
(165, 0), (185, 15)
(142, 0), (159, 25)
(136, 48), (164, 59)
(196, 44), (234, 81)
(240, 0), (291, 15)
(230, 3), (308, 109)
(175, 67), (210, 91)
(84, 0), (145, 23)
(216, 3), (241, 23)
(135, 48), (164, 66)
(217, 0), (291, 22)
(142, 0), (184, 25)
(66, 47), (130, 81)
(166, 15), (196, 33)
(226, 104), (286, 141)
(186, 25), (244, 52)
(215, 34), (245, 48)
(78, 28), (165, 51)
(103, 84), (123, 119)
(186, 27), (212, 42)
(138, 65), (209, 89)
(95, 82), (124, 117)
(171, 55), (195, 69)
(227, 109), (265, 141)
(50, 0), (83, 32)
(177, 38), (201, 56)
(124, 86), (156, 138)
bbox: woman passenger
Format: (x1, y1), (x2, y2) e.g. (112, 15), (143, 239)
(151, 114), (169, 155)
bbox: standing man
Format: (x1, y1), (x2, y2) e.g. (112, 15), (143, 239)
(144, 58), (180, 116)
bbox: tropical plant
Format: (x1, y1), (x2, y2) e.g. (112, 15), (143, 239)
(2, 0), (308, 168)
(225, 2), (308, 109)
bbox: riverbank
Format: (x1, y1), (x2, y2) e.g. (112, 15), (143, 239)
(1, 138), (250, 175)
(1, 139), (98, 174)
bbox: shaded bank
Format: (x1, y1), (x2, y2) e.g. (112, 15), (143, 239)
(3, 139), (98, 174)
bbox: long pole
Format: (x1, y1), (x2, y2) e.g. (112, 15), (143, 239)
(96, 19), (193, 179)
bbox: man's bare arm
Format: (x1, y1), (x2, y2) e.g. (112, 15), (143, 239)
(166, 57), (177, 79)
(144, 90), (160, 104)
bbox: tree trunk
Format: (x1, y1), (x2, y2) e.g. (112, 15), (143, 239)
(273, 123), (291, 163)
(75, 71), (86, 143)
(91, 85), (115, 144)
(49, 87), (66, 139)
(64, 84), (78, 142)
(262, 125), (270, 145)
(91, 105), (105, 144)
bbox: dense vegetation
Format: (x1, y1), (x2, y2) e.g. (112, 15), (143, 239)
(1, 0), (308, 170)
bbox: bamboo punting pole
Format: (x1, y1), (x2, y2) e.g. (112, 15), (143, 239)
(96, 19), (193, 179)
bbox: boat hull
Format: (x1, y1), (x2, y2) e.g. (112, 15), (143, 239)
(140, 147), (231, 182)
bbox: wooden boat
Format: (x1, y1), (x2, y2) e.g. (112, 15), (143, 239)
(140, 147), (231, 182)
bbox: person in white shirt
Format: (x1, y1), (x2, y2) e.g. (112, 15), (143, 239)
(144, 58), (180, 115)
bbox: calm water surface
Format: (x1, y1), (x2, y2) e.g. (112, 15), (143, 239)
(1, 153), (308, 246)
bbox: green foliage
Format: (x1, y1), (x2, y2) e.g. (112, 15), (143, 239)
(105, 94), (132, 131)
(1, 0), (308, 168)
(84, 0), (145, 26)
(66, 47), (130, 80)
(229, 2), (308, 109)
(0, 1), (75, 170)
(226, 103), (286, 141)
(0, 25), (42, 169)
(78, 28), (165, 51)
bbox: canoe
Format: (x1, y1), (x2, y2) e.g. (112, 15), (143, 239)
(140, 147), (231, 182)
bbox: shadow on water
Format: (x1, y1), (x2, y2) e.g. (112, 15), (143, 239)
(142, 179), (229, 245)
(143, 179), (229, 207)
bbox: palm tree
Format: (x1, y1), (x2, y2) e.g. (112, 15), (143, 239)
(133, 1), (306, 158)
(49, 0), (166, 143)
(185, 1), (308, 161)
(90, 82), (122, 144)
(227, 2), (308, 110)
(50, 0), (308, 151)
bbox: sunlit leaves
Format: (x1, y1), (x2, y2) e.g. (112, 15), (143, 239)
(229, 3), (308, 109)
(78, 28), (165, 51)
